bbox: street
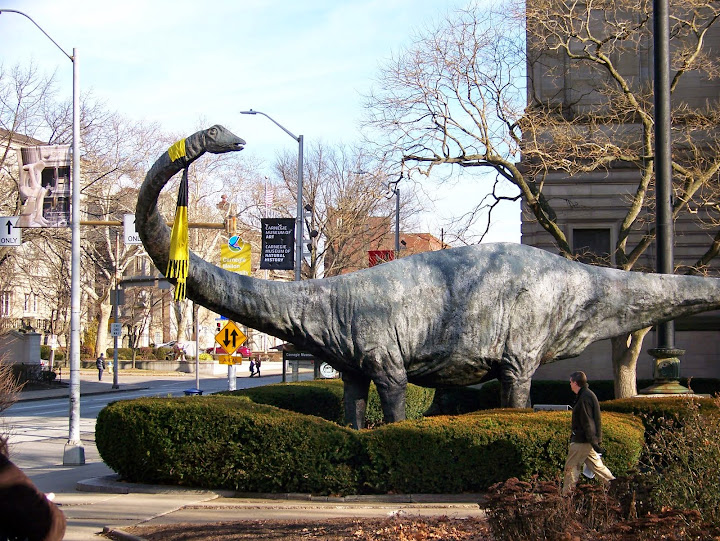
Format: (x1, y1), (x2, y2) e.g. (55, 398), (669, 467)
(1, 365), (317, 539)
(5, 364), (310, 464)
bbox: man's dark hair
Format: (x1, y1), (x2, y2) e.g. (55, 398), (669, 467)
(570, 371), (588, 387)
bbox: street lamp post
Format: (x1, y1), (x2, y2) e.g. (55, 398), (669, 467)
(640, 0), (688, 394)
(240, 110), (303, 281)
(0, 9), (84, 463)
(387, 176), (402, 255)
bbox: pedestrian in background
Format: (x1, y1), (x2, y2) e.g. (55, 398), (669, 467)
(96, 353), (105, 381)
(562, 371), (615, 495)
(249, 359), (256, 377)
(255, 357), (262, 377)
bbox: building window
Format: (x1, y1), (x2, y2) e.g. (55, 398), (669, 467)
(572, 228), (612, 264)
(24, 293), (37, 314)
(1, 291), (11, 317)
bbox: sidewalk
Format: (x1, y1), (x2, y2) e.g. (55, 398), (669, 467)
(17, 372), (153, 402)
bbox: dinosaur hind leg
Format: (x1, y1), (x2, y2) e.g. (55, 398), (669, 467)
(343, 371), (371, 429)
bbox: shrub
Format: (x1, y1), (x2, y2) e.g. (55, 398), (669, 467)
(40, 370), (57, 383)
(430, 379), (720, 414)
(219, 380), (345, 424)
(96, 393), (644, 495)
(10, 363), (42, 384)
(486, 476), (720, 541)
(135, 347), (155, 360)
(364, 382), (434, 426)
(155, 347), (174, 360)
(485, 477), (584, 541)
(96, 396), (364, 495)
(602, 396), (720, 433)
(363, 410), (643, 494)
(0, 360), (22, 413)
(116, 348), (134, 360)
(219, 380), (435, 426)
(640, 396), (720, 523)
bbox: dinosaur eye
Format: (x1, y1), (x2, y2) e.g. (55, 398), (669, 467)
(209, 127), (217, 136)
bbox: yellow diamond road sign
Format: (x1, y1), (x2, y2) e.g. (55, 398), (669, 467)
(214, 321), (247, 355)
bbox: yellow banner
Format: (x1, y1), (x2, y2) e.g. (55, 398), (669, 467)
(220, 237), (251, 275)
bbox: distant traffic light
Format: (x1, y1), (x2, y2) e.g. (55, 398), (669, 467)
(225, 215), (237, 235)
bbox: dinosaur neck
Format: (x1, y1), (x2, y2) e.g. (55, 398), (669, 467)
(135, 132), (316, 343)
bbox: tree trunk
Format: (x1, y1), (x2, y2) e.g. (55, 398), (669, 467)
(177, 300), (192, 342)
(611, 327), (651, 398)
(95, 296), (112, 359)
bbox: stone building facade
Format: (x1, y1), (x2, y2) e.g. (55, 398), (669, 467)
(521, 4), (720, 382)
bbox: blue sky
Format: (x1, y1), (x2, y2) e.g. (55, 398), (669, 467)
(0, 0), (520, 243)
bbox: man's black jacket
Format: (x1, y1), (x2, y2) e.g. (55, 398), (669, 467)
(571, 386), (603, 449)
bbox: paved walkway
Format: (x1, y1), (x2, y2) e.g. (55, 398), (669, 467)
(9, 369), (485, 540)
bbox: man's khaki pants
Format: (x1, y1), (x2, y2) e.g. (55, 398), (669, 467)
(562, 442), (615, 495)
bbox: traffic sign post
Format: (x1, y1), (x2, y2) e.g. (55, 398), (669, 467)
(0, 216), (21, 246)
(214, 320), (247, 355)
(123, 214), (142, 245)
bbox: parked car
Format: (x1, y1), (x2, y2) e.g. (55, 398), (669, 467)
(205, 345), (252, 357)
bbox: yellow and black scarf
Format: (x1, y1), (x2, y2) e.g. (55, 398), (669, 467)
(166, 139), (189, 301)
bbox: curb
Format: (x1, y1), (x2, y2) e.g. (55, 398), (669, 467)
(78, 475), (486, 504)
(77, 475), (235, 497)
(103, 527), (146, 541)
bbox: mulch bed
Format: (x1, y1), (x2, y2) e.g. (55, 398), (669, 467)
(108, 516), (492, 540)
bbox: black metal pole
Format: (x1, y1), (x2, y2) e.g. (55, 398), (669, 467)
(654, 0), (674, 347)
(643, 0), (689, 394)
(394, 187), (400, 255)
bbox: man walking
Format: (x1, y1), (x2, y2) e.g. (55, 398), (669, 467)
(562, 371), (615, 495)
(96, 353), (105, 381)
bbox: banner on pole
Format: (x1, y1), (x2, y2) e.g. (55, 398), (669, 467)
(220, 236), (251, 275)
(260, 218), (295, 270)
(16, 145), (71, 228)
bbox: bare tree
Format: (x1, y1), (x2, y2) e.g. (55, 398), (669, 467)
(274, 141), (419, 278)
(365, 0), (720, 398)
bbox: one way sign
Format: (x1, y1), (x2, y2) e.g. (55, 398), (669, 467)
(0, 217), (21, 247)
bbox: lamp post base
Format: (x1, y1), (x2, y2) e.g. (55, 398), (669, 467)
(639, 347), (692, 395)
(63, 441), (85, 465)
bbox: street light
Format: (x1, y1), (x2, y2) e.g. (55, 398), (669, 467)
(0, 9), (84, 464)
(639, 0), (688, 394)
(387, 174), (402, 255)
(240, 110), (303, 281)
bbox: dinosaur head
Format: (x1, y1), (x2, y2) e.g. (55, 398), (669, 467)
(200, 125), (246, 154)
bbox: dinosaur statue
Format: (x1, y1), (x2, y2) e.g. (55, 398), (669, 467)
(136, 125), (720, 429)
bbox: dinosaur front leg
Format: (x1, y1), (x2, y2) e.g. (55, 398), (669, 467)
(499, 355), (533, 408)
(343, 371), (371, 429)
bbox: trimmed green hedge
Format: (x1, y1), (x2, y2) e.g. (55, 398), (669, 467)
(96, 396), (644, 495)
(364, 410), (643, 494)
(429, 378), (720, 414)
(217, 380), (435, 427)
(96, 396), (364, 494)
